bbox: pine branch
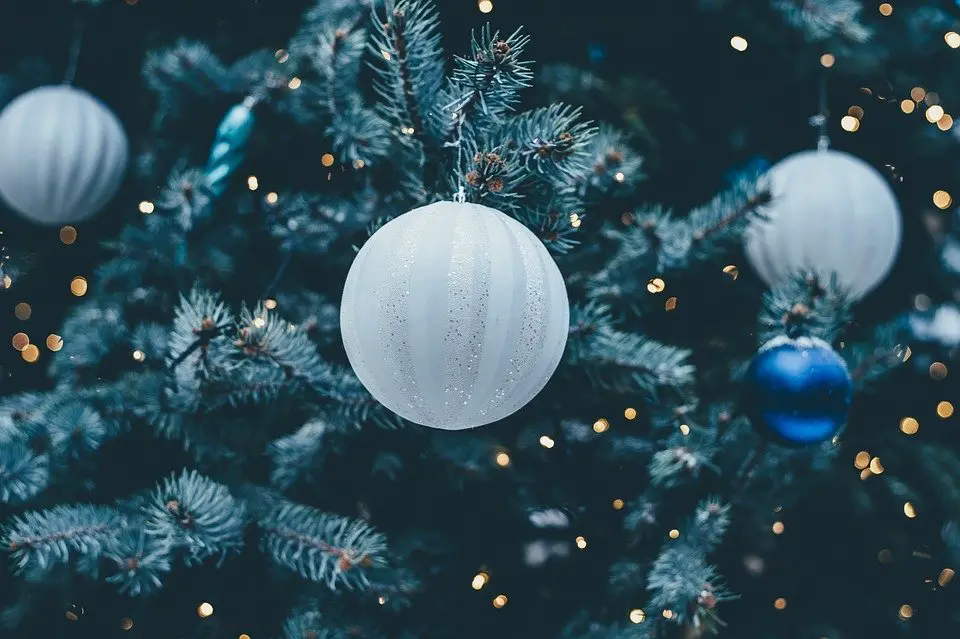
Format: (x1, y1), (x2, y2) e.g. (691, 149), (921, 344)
(757, 273), (852, 344)
(773, 0), (873, 43)
(2, 505), (124, 574)
(141, 469), (246, 565)
(260, 502), (388, 589)
(104, 529), (173, 596)
(0, 441), (49, 505)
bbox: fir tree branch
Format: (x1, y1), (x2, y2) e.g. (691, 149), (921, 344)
(2, 505), (124, 574)
(260, 502), (388, 589)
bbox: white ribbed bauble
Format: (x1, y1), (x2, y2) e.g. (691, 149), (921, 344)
(0, 85), (128, 225)
(744, 149), (902, 300)
(340, 201), (570, 430)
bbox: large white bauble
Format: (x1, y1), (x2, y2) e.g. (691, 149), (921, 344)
(744, 149), (902, 300)
(340, 201), (570, 430)
(0, 85), (128, 225)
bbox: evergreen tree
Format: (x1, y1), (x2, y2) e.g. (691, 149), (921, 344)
(0, 1), (957, 638)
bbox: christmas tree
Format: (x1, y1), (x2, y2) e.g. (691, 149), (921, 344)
(1, 0), (958, 638)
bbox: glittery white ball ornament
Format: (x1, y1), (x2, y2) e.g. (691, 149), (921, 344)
(0, 86), (128, 225)
(340, 200), (570, 430)
(744, 149), (902, 300)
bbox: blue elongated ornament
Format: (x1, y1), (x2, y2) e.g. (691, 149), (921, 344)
(203, 96), (256, 199)
(743, 335), (852, 446)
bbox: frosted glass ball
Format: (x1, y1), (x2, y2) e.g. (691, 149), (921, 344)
(744, 149), (902, 300)
(0, 86), (128, 225)
(340, 200), (570, 430)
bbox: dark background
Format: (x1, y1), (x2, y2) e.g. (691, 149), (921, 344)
(0, 1), (955, 638)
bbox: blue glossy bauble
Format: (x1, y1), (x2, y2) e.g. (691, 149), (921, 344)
(203, 101), (256, 199)
(743, 336), (852, 445)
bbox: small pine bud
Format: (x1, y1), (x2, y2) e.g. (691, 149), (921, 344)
(487, 178), (504, 193)
(466, 171), (482, 187)
(492, 40), (511, 60)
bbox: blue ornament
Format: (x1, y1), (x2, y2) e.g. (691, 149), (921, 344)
(587, 43), (606, 64)
(203, 98), (256, 199)
(743, 336), (852, 445)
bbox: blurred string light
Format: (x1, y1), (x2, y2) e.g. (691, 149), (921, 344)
(60, 225), (77, 244)
(926, 105), (945, 123)
(878, 3), (893, 16)
(665, 296), (678, 311)
(575, 536), (587, 549)
(322, 153), (335, 167)
(22, 344), (39, 363)
(12, 332), (29, 351)
(275, 49), (289, 63)
(266, 192), (279, 205)
(678, 424), (690, 435)
(539, 435), (555, 448)
(937, 114), (954, 131)
(723, 264), (739, 280)
(624, 407), (637, 420)
(478, 0), (493, 13)
(933, 190), (952, 209)
(668, 529), (680, 539)
(730, 36), (748, 51)
(593, 418), (609, 433)
(46, 334), (62, 352)
(903, 502), (917, 518)
(287, 76), (302, 89)
(772, 521), (785, 535)
(70, 276), (87, 297)
(495, 451), (510, 467)
(848, 105), (864, 118)
(774, 598), (787, 610)
(629, 609), (646, 623)
(900, 416), (919, 435)
(120, 618), (133, 631)
(138, 200), (154, 214)
(820, 53), (835, 67)
(930, 361), (948, 379)
(14, 302), (31, 320)
(841, 115), (860, 132)
(900, 99), (915, 114)
(937, 401), (954, 418)
(472, 572), (489, 590)
(898, 604), (913, 620)
(854, 451), (870, 469)
(133, 350), (145, 362)
(939, 568), (955, 587)
(647, 277), (665, 293)
(197, 602), (214, 618)
(947, 32), (960, 48)
(247, 176), (259, 190)
(492, 594), (507, 608)
(612, 498), (624, 510)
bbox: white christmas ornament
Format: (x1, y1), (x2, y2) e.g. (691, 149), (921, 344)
(744, 149), (902, 300)
(340, 201), (570, 430)
(0, 85), (128, 225)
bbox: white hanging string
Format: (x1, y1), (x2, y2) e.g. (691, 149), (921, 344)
(814, 74), (830, 151)
(63, 10), (86, 85)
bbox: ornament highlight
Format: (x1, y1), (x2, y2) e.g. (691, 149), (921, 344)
(203, 98), (256, 199)
(744, 149), (902, 300)
(340, 201), (569, 430)
(0, 86), (128, 225)
(743, 335), (852, 445)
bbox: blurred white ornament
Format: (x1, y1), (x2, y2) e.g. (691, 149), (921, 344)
(340, 200), (569, 430)
(744, 149), (902, 300)
(0, 86), (128, 225)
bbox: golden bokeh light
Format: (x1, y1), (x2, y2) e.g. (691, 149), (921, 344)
(679, 424), (690, 435)
(870, 457), (884, 474)
(898, 604), (913, 620)
(121, 618), (133, 631)
(495, 452), (510, 467)
(647, 277), (665, 293)
(899, 417), (919, 435)
(22, 344), (39, 363)
(197, 602), (214, 618)
(900, 99), (915, 114)
(14, 302), (31, 320)
(840, 115), (860, 132)
(266, 192), (279, 204)
(774, 598), (787, 610)
(624, 407), (637, 420)
(879, 3), (893, 16)
(772, 521), (785, 535)
(472, 572), (488, 590)
(939, 568), (955, 587)
(730, 36), (748, 51)
(288, 76), (302, 89)
(575, 536), (587, 549)
(60, 226), (77, 244)
(664, 296), (678, 311)
(322, 153), (335, 167)
(848, 105), (864, 118)
(46, 334), (63, 352)
(138, 201), (154, 214)
(478, 0), (493, 13)
(938, 114), (954, 131)
(70, 276), (88, 296)
(492, 594), (507, 608)
(12, 333), (29, 351)
(911, 87), (926, 102)
(946, 32), (960, 48)
(854, 451), (870, 469)
(937, 401), (954, 418)
(668, 529), (680, 539)
(593, 418), (610, 433)
(933, 190), (952, 209)
(926, 105), (945, 123)
(930, 361), (948, 379)
(820, 53), (835, 67)
(903, 502), (916, 518)
(539, 435), (555, 449)
(629, 609), (646, 624)
(613, 498), (625, 510)
(723, 265), (739, 280)
(247, 176), (259, 190)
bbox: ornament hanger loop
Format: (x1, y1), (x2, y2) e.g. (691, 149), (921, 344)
(455, 185), (466, 204)
(813, 73), (830, 151)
